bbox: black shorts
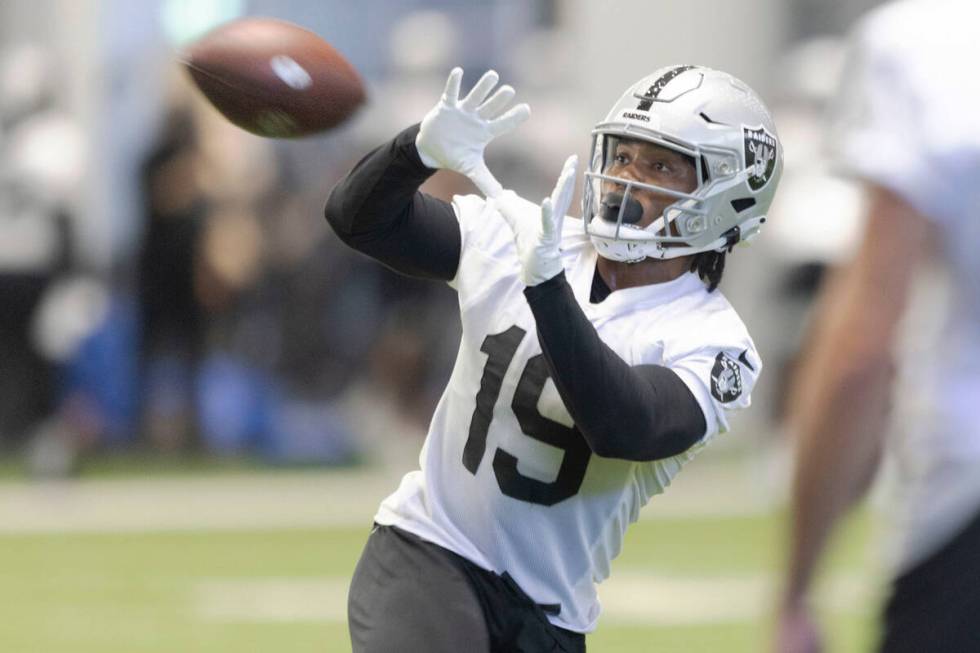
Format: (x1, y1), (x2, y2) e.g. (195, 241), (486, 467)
(348, 523), (586, 653)
(879, 504), (980, 653)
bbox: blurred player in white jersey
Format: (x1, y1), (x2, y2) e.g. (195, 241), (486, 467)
(776, 1), (980, 652)
(327, 64), (782, 651)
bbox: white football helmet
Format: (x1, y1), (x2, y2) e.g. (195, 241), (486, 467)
(583, 65), (783, 262)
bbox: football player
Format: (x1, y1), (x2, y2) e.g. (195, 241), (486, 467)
(776, 2), (980, 652)
(326, 64), (782, 652)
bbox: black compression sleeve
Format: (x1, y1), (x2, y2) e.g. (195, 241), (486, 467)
(324, 124), (461, 280)
(524, 272), (707, 461)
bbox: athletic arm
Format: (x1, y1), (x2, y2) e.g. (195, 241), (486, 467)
(524, 272), (707, 461)
(779, 184), (932, 614)
(324, 124), (461, 280)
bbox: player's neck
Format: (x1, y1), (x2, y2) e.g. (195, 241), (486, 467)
(596, 254), (693, 291)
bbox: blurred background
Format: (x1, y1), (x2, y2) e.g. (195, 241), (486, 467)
(0, 0), (925, 651)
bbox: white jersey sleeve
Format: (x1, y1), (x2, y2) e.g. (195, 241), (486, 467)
(661, 301), (762, 440)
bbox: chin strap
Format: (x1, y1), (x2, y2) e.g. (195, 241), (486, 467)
(721, 225), (741, 253)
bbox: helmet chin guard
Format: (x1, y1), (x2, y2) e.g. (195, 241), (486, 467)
(583, 65), (782, 263)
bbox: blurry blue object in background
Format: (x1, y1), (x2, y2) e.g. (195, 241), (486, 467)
(60, 293), (140, 446)
(196, 353), (356, 464)
(263, 395), (357, 465)
(197, 352), (271, 454)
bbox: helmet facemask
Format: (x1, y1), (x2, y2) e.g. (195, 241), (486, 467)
(584, 131), (742, 262)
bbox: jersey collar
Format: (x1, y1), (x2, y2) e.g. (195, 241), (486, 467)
(569, 247), (706, 316)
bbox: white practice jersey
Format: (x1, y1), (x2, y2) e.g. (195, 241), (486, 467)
(375, 193), (761, 632)
(832, 0), (980, 571)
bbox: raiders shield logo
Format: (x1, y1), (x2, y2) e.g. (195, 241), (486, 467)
(710, 352), (743, 403)
(743, 125), (777, 192)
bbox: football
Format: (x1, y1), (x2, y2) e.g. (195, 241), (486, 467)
(180, 17), (366, 138)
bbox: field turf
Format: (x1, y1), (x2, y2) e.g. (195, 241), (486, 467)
(0, 487), (879, 653)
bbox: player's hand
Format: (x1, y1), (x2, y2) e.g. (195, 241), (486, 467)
(774, 602), (823, 653)
(497, 155), (577, 287)
(416, 67), (530, 199)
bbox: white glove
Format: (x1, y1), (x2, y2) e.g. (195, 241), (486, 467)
(496, 155), (578, 287)
(415, 67), (530, 199)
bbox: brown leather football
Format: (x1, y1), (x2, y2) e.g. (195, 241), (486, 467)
(181, 17), (366, 138)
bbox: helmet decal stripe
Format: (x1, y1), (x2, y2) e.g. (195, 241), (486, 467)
(636, 65), (697, 110)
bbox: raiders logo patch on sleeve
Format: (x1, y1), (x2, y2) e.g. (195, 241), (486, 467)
(710, 351), (743, 403)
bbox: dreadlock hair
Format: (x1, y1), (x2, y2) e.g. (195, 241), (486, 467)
(690, 250), (726, 292)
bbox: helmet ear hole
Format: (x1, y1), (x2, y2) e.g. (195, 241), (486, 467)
(730, 197), (756, 213)
(699, 155), (711, 185)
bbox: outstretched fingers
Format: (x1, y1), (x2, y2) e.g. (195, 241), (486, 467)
(460, 70), (500, 111)
(540, 197), (558, 240)
(542, 155), (578, 241)
(445, 68), (529, 135)
(488, 103), (531, 137)
(441, 67), (464, 105)
(477, 85), (515, 119)
(552, 155), (578, 215)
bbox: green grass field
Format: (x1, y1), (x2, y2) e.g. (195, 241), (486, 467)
(0, 474), (881, 653)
